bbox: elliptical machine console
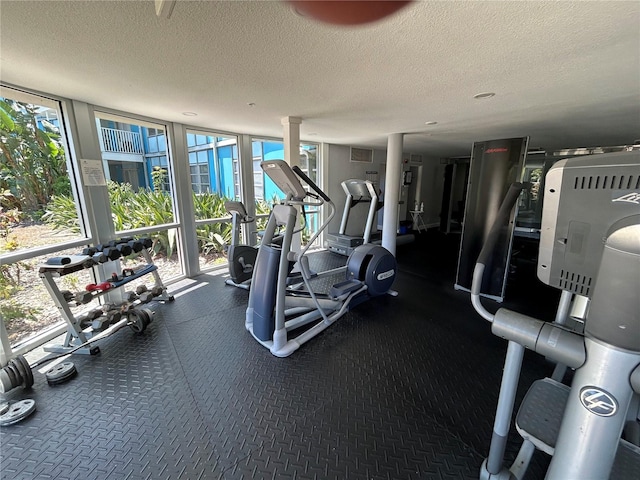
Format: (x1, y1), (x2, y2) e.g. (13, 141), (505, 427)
(245, 160), (396, 357)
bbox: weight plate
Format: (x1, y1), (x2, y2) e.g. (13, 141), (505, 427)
(141, 308), (153, 327)
(45, 362), (77, 382)
(14, 356), (34, 389)
(4, 363), (19, 387)
(0, 399), (36, 426)
(19, 356), (34, 388)
(47, 370), (77, 386)
(9, 359), (26, 386)
(128, 310), (146, 333)
(0, 402), (9, 415)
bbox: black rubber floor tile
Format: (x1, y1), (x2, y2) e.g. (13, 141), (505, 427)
(0, 232), (560, 480)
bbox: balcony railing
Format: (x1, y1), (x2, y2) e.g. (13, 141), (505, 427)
(100, 127), (143, 154)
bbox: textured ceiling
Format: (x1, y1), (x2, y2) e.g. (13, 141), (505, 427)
(1, 0), (639, 158)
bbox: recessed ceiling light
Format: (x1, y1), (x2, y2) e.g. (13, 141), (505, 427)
(182, 112), (197, 116)
(473, 92), (495, 99)
(424, 121), (438, 125)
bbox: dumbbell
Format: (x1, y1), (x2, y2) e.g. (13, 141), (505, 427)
(92, 251), (107, 263)
(75, 291), (94, 305)
(102, 247), (122, 261)
(60, 290), (75, 303)
(115, 243), (132, 256)
(138, 291), (154, 303)
(111, 237), (134, 246)
(81, 246), (98, 256)
(139, 237), (153, 249)
(127, 239), (144, 253)
(78, 308), (102, 327)
(135, 285), (148, 295)
(77, 312), (91, 328)
(91, 315), (109, 331)
(105, 310), (122, 325)
(151, 286), (165, 297)
(123, 290), (137, 302)
(85, 281), (111, 293)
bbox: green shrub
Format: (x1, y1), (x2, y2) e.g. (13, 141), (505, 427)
(43, 185), (322, 256)
(41, 194), (79, 232)
(44, 185), (272, 258)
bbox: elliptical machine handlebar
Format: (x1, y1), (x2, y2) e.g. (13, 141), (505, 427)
(471, 182), (529, 322)
(292, 165), (331, 203)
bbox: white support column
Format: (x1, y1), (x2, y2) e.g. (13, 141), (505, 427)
(68, 101), (123, 303)
(70, 101), (114, 245)
(282, 116), (302, 252)
(382, 133), (404, 256)
(239, 134), (257, 245)
(168, 123), (200, 277)
(281, 116), (302, 167)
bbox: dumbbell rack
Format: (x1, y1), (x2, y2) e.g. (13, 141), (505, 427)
(39, 245), (172, 355)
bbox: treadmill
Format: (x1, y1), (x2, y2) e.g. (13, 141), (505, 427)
(326, 179), (381, 256)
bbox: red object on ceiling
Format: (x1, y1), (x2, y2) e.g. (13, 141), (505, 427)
(288, 1), (413, 26)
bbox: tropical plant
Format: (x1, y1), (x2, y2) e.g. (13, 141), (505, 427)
(43, 180), (302, 258)
(151, 166), (169, 192)
(0, 98), (71, 216)
(41, 194), (78, 232)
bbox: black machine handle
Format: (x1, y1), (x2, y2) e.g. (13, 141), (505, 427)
(292, 165), (331, 203)
(476, 182), (529, 267)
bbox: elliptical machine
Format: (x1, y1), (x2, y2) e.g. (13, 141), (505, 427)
(246, 160), (397, 357)
(470, 150), (640, 479)
(224, 201), (257, 290)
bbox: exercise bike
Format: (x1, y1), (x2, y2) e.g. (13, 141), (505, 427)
(245, 160), (397, 358)
(470, 150), (640, 479)
(224, 201), (258, 290)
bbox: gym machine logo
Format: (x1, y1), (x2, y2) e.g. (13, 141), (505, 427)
(377, 269), (395, 281)
(579, 387), (618, 417)
(612, 192), (640, 205)
(485, 147), (509, 154)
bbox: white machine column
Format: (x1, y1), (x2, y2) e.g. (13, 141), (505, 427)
(382, 133), (403, 256)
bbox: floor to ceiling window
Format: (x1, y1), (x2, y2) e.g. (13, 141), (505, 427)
(185, 129), (247, 271)
(0, 85), (323, 359)
(0, 86), (90, 353)
(94, 111), (182, 283)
